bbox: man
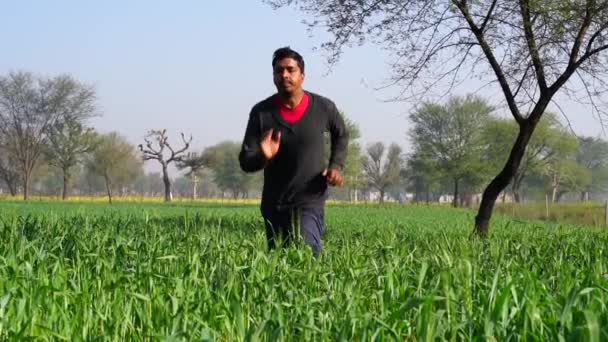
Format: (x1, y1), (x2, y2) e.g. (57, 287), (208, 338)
(239, 46), (348, 256)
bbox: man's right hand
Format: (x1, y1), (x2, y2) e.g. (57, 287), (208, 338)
(260, 129), (281, 160)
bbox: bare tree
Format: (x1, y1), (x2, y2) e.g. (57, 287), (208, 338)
(138, 129), (192, 202)
(267, 0), (608, 234)
(363, 142), (403, 203)
(0, 71), (95, 200)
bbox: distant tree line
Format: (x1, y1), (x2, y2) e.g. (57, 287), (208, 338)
(2, 70), (607, 205)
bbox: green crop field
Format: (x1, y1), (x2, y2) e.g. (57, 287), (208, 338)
(1, 200), (607, 340)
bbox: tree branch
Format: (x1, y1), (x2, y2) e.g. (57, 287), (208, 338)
(453, 0), (525, 125)
(579, 44), (608, 65)
(480, 0), (498, 32)
(512, 62), (533, 99)
(584, 21), (608, 56)
(167, 132), (192, 163)
(519, 0), (548, 92)
(568, 0), (594, 68)
(139, 129), (192, 165)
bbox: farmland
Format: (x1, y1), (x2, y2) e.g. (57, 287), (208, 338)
(1, 200), (607, 340)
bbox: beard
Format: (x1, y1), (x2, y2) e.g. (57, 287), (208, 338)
(276, 83), (294, 96)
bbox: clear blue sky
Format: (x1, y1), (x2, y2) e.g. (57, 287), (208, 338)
(1, 1), (603, 173)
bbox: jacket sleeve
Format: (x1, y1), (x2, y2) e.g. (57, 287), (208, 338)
(239, 108), (267, 173)
(326, 101), (349, 171)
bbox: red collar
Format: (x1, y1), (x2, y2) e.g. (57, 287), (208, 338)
(273, 92), (309, 124)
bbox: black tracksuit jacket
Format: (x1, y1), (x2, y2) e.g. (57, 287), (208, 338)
(239, 91), (348, 211)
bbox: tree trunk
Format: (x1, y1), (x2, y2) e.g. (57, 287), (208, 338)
(104, 173), (113, 204)
(556, 191), (564, 203)
(62, 168), (70, 200)
(551, 172), (559, 203)
(475, 121), (537, 235)
(0, 172), (18, 196)
(379, 189), (385, 203)
(452, 178), (459, 208)
(23, 170), (31, 201)
(513, 191), (521, 203)
(7, 182), (16, 196)
(512, 173), (524, 203)
(191, 174), (198, 200)
(162, 164), (172, 202)
(349, 176), (357, 203)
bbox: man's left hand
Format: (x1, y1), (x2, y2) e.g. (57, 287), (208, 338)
(322, 168), (343, 187)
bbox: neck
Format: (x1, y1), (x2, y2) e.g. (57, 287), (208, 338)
(278, 89), (305, 109)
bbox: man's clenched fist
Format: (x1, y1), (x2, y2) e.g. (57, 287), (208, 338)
(323, 168), (343, 187)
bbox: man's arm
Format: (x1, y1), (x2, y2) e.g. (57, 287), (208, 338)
(326, 103), (349, 171)
(239, 109), (267, 173)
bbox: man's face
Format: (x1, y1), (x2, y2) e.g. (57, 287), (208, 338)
(273, 57), (304, 95)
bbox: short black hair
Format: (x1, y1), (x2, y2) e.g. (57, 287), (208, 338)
(272, 47), (305, 73)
